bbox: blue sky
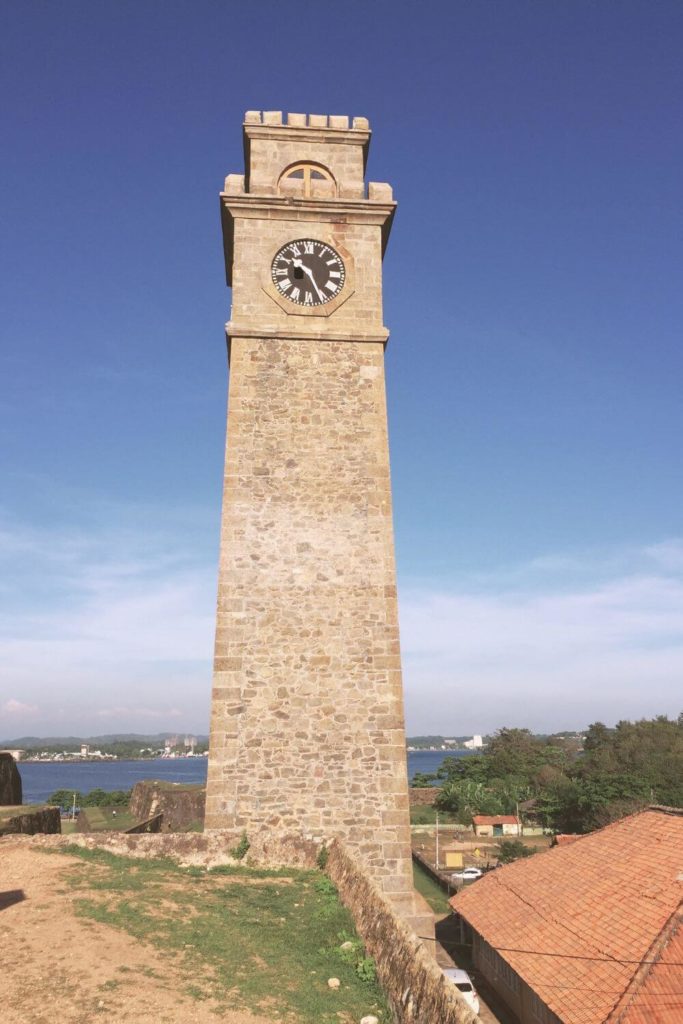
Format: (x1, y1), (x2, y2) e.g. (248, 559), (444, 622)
(2, 1), (682, 738)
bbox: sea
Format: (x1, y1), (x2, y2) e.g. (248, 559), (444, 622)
(18, 748), (469, 804)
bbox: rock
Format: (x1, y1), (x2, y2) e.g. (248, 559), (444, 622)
(340, 940), (354, 951)
(0, 752), (22, 805)
(361, 1017), (379, 1024)
(327, 977), (341, 990)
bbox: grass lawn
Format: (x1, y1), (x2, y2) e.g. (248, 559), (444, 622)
(409, 805), (459, 825)
(79, 807), (137, 831)
(412, 861), (452, 916)
(56, 845), (390, 1024)
(0, 803), (47, 821)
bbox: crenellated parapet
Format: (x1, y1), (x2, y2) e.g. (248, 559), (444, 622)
(224, 110), (391, 204)
(244, 110), (370, 131)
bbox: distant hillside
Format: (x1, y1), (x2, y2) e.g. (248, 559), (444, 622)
(1, 733), (210, 748)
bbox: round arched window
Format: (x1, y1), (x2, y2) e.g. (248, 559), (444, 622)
(278, 163), (336, 198)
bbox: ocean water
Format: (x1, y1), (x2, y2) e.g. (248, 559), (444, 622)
(18, 748), (469, 803)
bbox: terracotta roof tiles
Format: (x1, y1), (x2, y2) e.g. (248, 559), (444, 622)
(450, 807), (683, 1024)
(472, 815), (519, 825)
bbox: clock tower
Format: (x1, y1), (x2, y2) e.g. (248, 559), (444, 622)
(206, 111), (426, 928)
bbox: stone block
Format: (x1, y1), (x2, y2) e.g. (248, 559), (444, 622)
(287, 112), (307, 127)
(223, 173), (244, 195)
(329, 115), (349, 129)
(308, 113), (328, 127)
(368, 181), (393, 202)
(244, 110), (261, 124)
(352, 116), (370, 130)
(262, 110), (282, 125)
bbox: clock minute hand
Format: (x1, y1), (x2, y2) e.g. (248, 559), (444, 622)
(299, 263), (325, 302)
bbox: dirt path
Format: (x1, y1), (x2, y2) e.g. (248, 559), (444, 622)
(0, 839), (273, 1024)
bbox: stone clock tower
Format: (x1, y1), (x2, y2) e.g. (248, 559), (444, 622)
(206, 111), (425, 927)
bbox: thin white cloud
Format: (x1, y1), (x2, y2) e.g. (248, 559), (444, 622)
(95, 706), (184, 719)
(0, 508), (215, 737)
(2, 505), (682, 739)
(400, 545), (683, 734)
(2, 698), (39, 715)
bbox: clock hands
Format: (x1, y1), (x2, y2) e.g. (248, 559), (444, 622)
(292, 258), (326, 303)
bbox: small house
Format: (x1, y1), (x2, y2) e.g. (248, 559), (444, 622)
(472, 814), (520, 837)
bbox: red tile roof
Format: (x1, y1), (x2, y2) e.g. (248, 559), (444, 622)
(472, 815), (519, 825)
(450, 807), (683, 1024)
(552, 834), (582, 846)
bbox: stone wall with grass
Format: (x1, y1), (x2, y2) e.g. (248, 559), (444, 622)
(0, 806), (61, 835)
(129, 780), (205, 831)
(326, 839), (477, 1024)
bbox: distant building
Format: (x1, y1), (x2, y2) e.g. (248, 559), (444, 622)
(80, 744), (90, 757)
(463, 735), (483, 749)
(451, 806), (683, 1023)
(472, 815), (520, 837)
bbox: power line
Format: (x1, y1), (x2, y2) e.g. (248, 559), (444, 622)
(492, 944), (683, 967)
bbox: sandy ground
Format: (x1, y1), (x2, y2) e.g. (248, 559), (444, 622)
(0, 839), (274, 1024)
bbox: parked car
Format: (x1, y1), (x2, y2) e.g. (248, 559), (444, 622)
(442, 967), (480, 1013)
(450, 866), (483, 882)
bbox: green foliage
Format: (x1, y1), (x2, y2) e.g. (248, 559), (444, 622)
(428, 714), (683, 834)
(496, 840), (536, 864)
(314, 875), (337, 897)
(411, 771), (438, 788)
(412, 861), (451, 915)
(316, 845), (329, 870)
(230, 832), (250, 860)
(47, 788), (131, 809)
(335, 932), (377, 984)
(47, 789), (83, 808)
(355, 957), (377, 984)
(409, 804), (458, 824)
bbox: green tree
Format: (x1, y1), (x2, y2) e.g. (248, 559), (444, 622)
(497, 839), (536, 863)
(411, 772), (438, 788)
(47, 789), (84, 809)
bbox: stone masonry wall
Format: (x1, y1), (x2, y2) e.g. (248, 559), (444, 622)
(206, 335), (413, 899)
(326, 840), (477, 1024)
(129, 780), (206, 831)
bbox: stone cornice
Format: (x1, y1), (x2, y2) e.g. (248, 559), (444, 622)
(226, 321), (390, 346)
(220, 192), (395, 224)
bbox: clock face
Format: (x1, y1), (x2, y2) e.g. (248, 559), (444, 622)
(271, 239), (346, 307)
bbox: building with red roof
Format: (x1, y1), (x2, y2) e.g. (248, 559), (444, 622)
(450, 806), (683, 1023)
(472, 814), (521, 837)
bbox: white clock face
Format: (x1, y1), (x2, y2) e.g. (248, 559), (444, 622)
(271, 239), (346, 307)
